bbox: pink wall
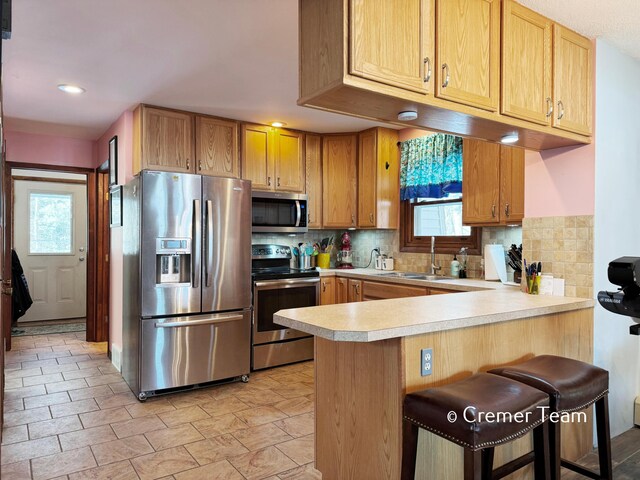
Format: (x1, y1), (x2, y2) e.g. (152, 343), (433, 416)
(4, 130), (96, 168)
(524, 144), (595, 217)
(95, 111), (134, 184)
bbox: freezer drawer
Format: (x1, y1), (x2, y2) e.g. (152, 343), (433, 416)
(139, 310), (250, 393)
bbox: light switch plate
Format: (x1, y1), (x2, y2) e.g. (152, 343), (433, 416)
(421, 348), (433, 376)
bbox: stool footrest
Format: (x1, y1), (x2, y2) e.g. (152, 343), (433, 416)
(560, 459), (601, 479)
(492, 451), (535, 480)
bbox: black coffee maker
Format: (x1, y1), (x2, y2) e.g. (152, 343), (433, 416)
(597, 256), (640, 335)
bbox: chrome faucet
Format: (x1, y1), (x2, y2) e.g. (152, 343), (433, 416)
(430, 236), (442, 275)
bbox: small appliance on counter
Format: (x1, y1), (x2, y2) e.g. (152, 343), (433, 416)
(337, 231), (354, 269)
(597, 256), (640, 335)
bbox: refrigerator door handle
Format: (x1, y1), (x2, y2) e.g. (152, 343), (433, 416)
(192, 199), (201, 289)
(154, 313), (243, 328)
(295, 200), (301, 227)
(205, 200), (214, 287)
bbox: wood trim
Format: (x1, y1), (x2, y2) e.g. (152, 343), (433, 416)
(400, 200), (482, 255)
(2, 161), (11, 352)
(12, 176), (86, 185)
(95, 172), (110, 344)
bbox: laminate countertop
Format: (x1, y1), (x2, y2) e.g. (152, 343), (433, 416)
(274, 281), (594, 342)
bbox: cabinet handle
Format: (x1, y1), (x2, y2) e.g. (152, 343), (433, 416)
(351, 214), (355, 225)
(198, 160), (203, 171)
(356, 284), (360, 294)
(369, 212), (374, 224)
(491, 204), (496, 218)
(186, 160), (190, 170)
(268, 176), (272, 186)
(557, 100), (565, 120)
(277, 177), (281, 187)
(322, 282), (327, 293)
(441, 63), (450, 88)
(505, 203), (510, 217)
(546, 97), (553, 118)
(423, 57), (432, 83)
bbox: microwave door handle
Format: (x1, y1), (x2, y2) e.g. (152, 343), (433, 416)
(192, 199), (201, 289)
(295, 200), (301, 227)
(205, 200), (214, 287)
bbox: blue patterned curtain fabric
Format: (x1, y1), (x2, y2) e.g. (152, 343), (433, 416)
(400, 134), (463, 200)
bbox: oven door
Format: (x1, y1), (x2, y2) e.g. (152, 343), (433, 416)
(252, 277), (319, 345)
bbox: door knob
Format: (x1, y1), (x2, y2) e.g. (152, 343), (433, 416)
(79, 257), (85, 262)
(79, 247), (85, 252)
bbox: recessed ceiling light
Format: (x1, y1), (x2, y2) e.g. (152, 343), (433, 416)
(397, 110), (418, 121)
(57, 84), (85, 94)
(501, 133), (519, 144)
(271, 121), (286, 128)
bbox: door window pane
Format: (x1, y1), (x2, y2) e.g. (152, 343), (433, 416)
(29, 192), (73, 254)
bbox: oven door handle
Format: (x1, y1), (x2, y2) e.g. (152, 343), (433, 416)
(254, 278), (320, 289)
(295, 200), (301, 227)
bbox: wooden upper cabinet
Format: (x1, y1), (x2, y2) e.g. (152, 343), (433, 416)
(320, 277), (336, 305)
(435, 0), (500, 111)
(241, 124), (272, 190)
(462, 139), (524, 225)
(350, 0), (435, 95)
(357, 128), (400, 229)
(553, 25), (593, 136)
(305, 134), (323, 228)
(501, 0), (553, 125)
(133, 105), (194, 174)
(195, 116), (239, 178)
(274, 130), (305, 193)
(322, 135), (357, 228)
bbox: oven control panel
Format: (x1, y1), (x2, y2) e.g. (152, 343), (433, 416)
(252, 244), (292, 260)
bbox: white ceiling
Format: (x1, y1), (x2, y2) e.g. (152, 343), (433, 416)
(3, 1), (640, 141)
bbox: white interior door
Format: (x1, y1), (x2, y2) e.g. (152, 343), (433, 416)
(14, 179), (88, 322)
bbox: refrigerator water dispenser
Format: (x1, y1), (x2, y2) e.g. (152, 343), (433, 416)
(155, 238), (191, 286)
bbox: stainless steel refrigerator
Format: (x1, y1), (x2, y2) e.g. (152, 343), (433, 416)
(122, 171), (251, 401)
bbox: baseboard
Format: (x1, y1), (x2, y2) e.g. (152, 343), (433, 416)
(635, 396), (640, 427)
(111, 344), (122, 372)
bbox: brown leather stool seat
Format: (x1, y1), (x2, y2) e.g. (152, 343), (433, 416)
(402, 373), (551, 480)
(490, 355), (612, 480)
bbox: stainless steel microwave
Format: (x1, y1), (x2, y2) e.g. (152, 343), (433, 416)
(251, 191), (308, 233)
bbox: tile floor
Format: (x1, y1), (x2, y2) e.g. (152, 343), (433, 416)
(1, 332), (321, 480)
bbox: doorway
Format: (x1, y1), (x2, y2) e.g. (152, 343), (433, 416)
(12, 169), (88, 330)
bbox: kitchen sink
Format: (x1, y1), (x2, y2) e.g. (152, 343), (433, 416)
(376, 272), (454, 281)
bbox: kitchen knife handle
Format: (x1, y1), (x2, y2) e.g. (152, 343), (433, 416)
(192, 199), (201, 289)
(205, 200), (214, 287)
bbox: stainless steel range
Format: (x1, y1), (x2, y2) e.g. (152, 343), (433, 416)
(251, 244), (319, 370)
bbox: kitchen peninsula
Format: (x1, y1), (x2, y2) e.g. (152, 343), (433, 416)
(275, 286), (595, 479)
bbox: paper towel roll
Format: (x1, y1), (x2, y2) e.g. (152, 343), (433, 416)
(484, 244), (507, 282)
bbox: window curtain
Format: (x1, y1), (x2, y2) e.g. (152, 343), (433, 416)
(400, 133), (463, 200)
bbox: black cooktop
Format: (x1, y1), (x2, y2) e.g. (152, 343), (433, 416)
(251, 243), (319, 281)
(251, 268), (320, 281)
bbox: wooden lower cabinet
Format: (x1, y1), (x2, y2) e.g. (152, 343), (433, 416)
(335, 277), (349, 304)
(362, 281), (427, 301)
(348, 279), (363, 302)
(320, 277), (336, 305)
(428, 287), (459, 295)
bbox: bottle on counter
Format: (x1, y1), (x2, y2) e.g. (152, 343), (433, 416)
(450, 255), (460, 278)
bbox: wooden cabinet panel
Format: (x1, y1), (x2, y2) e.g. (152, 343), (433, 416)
(501, 0), (552, 125)
(362, 281), (427, 301)
(499, 146), (525, 224)
(275, 130), (305, 192)
(553, 25), (593, 136)
(241, 124), (272, 190)
(195, 116), (239, 178)
(348, 279), (363, 302)
(322, 135), (358, 228)
(134, 106), (194, 174)
(336, 277), (349, 304)
(462, 139), (501, 224)
(320, 277), (336, 305)
(428, 287), (459, 295)
(350, 0), (435, 95)
(358, 129), (377, 228)
(435, 0), (500, 111)
(306, 134), (323, 228)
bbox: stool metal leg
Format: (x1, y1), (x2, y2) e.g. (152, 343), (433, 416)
(595, 397), (613, 480)
(533, 422), (551, 480)
(464, 448), (483, 480)
(481, 448), (494, 480)
(401, 419), (419, 480)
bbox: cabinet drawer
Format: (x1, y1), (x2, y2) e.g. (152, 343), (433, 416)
(362, 281), (428, 301)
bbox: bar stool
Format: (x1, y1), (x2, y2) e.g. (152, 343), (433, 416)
(490, 355), (612, 480)
(402, 373), (551, 480)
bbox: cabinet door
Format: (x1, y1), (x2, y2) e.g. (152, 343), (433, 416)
(196, 116), (239, 178)
(336, 277), (349, 304)
(322, 135), (358, 228)
(436, 0), (500, 111)
(553, 25), (593, 136)
(242, 124), (273, 190)
(347, 279), (363, 302)
(376, 128), (400, 229)
(141, 107), (194, 173)
(305, 134), (323, 228)
(275, 129), (305, 192)
(320, 277), (336, 305)
(358, 129), (377, 228)
(462, 139), (500, 224)
(350, 0), (435, 94)
(501, 0), (552, 125)
(362, 281), (427, 300)
(499, 145), (525, 224)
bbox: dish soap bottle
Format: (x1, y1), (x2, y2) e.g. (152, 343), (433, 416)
(450, 255), (460, 278)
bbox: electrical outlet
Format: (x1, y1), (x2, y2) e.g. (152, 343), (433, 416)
(421, 348), (433, 376)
